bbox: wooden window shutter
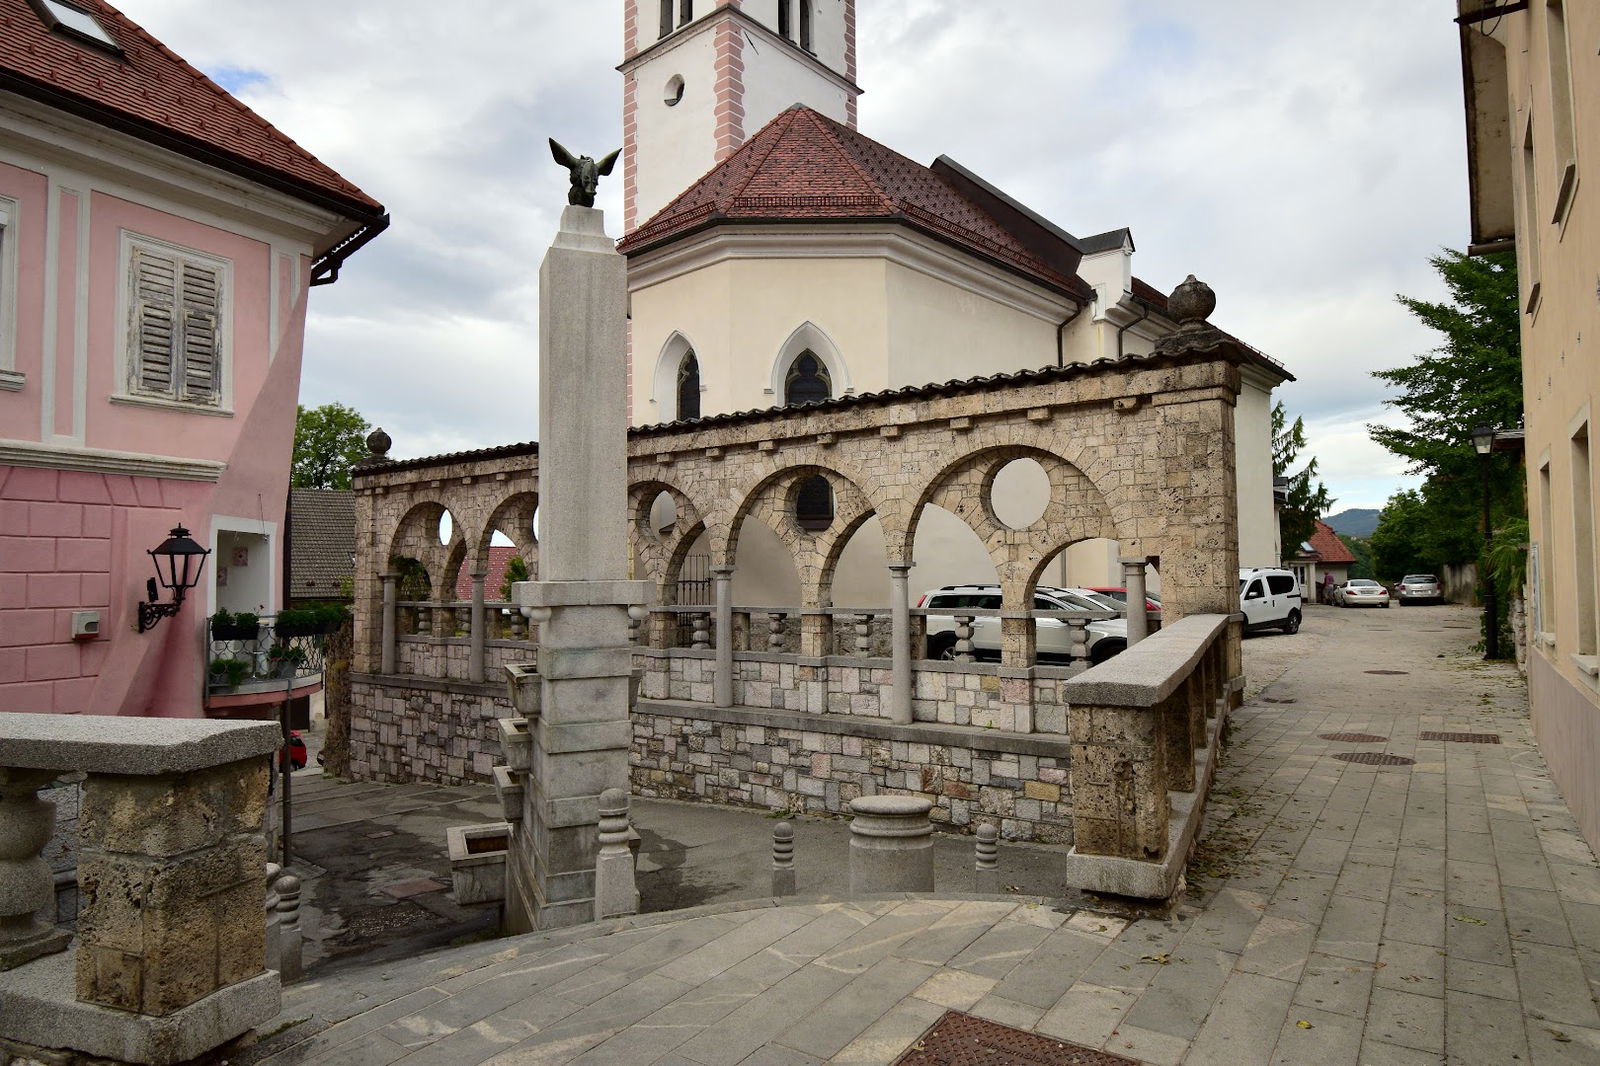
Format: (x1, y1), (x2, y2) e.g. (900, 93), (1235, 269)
(179, 261), (221, 403)
(131, 248), (178, 396)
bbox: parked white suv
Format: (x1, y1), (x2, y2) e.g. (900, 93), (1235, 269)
(918, 584), (1128, 665)
(1239, 568), (1303, 634)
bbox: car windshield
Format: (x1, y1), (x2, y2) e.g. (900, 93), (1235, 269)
(1076, 590), (1122, 611)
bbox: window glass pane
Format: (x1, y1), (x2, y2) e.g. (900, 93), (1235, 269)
(785, 351), (831, 405)
(43, 0), (117, 45)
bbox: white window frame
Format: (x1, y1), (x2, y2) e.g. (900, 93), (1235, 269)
(112, 231), (233, 415)
(0, 196), (21, 391)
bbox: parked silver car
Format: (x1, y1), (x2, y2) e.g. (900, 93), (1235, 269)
(1334, 579), (1390, 608)
(919, 584), (1127, 664)
(1396, 574), (1443, 605)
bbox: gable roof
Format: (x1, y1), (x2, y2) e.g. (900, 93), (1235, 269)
(455, 545), (521, 602)
(1302, 520), (1357, 565)
(0, 0), (382, 221)
(618, 105), (1093, 301)
(287, 489), (355, 600)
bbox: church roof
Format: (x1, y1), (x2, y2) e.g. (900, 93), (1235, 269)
(0, 0), (382, 218)
(618, 105), (1094, 301)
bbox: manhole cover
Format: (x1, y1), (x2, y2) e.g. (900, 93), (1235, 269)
(893, 1011), (1143, 1065)
(1261, 697), (1297, 704)
(1364, 670), (1409, 675)
(1420, 731), (1501, 744)
(1333, 752), (1416, 766)
(1319, 732), (1389, 743)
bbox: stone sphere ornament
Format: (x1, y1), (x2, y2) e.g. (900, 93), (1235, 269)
(1167, 274), (1216, 330)
(365, 427), (392, 458)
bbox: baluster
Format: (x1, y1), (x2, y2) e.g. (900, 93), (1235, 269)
(628, 607), (643, 645)
(768, 612), (786, 652)
(275, 872), (303, 983)
(595, 788), (640, 920)
(855, 613), (872, 657)
(772, 821), (796, 897)
(974, 823), (999, 894)
(0, 769), (72, 969)
(509, 608), (525, 641)
(1068, 618), (1089, 663)
(264, 862), (282, 972)
(418, 605), (432, 636)
(692, 612), (711, 650)
(954, 614), (975, 663)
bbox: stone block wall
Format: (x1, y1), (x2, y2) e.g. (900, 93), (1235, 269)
(630, 702), (1073, 844)
(348, 675), (510, 783)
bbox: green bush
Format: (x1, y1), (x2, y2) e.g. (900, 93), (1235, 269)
(209, 658), (250, 687)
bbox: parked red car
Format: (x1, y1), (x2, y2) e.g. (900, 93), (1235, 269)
(1084, 587), (1162, 613)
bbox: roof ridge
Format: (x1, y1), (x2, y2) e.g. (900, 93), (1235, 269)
(722, 106), (801, 206)
(799, 107), (896, 214)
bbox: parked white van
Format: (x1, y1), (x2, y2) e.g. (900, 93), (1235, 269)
(1239, 568), (1303, 634)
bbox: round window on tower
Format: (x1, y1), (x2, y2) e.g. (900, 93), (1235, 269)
(664, 75), (685, 106)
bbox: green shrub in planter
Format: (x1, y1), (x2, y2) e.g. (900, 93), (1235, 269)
(210, 611), (260, 642)
(209, 657), (250, 687)
(274, 608), (317, 637)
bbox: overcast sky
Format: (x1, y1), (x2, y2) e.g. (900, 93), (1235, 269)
(120, 0), (1472, 514)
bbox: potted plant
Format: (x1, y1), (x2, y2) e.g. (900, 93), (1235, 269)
(210, 610), (260, 642)
(274, 608), (317, 637)
(265, 643), (306, 679)
(208, 657), (250, 687)
(313, 602), (350, 634)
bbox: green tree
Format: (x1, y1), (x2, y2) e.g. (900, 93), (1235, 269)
(1368, 250), (1525, 653)
(1273, 402), (1334, 551)
(1337, 534), (1374, 580)
(292, 402), (371, 490)
(499, 555), (530, 600)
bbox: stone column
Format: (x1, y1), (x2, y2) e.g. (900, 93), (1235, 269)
(469, 571), (487, 684)
(380, 571), (398, 674)
(509, 204), (650, 934)
(1068, 703), (1168, 861)
(888, 563), (913, 725)
(713, 566), (735, 708)
(1121, 559), (1150, 646)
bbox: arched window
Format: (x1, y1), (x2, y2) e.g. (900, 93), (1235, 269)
(784, 351), (831, 406)
(798, 0), (813, 50)
(795, 474), (833, 532)
(676, 351), (701, 420)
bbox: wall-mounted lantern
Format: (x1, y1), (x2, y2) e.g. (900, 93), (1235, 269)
(137, 525), (211, 633)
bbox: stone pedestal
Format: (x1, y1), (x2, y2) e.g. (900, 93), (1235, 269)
(593, 789), (639, 921)
(848, 796), (934, 894)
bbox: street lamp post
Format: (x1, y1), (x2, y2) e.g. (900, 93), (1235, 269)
(1471, 423), (1499, 660)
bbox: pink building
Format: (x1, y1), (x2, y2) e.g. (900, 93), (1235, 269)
(0, 0), (385, 717)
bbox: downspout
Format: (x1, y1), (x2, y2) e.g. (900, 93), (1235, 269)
(1055, 300), (1086, 366)
(1115, 299), (1152, 359)
(310, 212), (392, 287)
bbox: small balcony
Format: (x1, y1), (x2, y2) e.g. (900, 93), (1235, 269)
(206, 608), (343, 714)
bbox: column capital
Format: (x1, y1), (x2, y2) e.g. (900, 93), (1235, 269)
(710, 566), (736, 578)
(470, 571), (488, 581)
(886, 562), (913, 576)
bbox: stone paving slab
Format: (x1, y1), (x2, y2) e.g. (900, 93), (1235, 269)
(241, 605), (1600, 1065)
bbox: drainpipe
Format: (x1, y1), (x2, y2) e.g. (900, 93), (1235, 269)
(1055, 300), (1086, 366)
(1115, 299), (1152, 359)
(310, 213), (391, 287)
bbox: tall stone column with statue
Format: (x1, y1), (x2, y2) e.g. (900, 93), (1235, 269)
(504, 141), (649, 932)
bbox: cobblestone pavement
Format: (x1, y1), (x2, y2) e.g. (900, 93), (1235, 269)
(245, 603), (1600, 1065)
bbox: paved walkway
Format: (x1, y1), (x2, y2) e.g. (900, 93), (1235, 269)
(245, 604), (1600, 1065)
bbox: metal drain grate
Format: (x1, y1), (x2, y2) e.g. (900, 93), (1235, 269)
(1319, 732), (1389, 743)
(1333, 751), (1416, 766)
(1364, 669), (1409, 675)
(893, 1010), (1144, 1065)
(1420, 731), (1501, 744)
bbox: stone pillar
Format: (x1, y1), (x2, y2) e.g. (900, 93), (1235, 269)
(974, 823), (999, 895)
(380, 571), (398, 674)
(1162, 692), (1196, 792)
(1122, 559), (1150, 646)
(509, 204), (650, 934)
(1068, 704), (1168, 860)
(593, 789), (639, 921)
(772, 821), (796, 897)
(469, 571), (488, 684)
(888, 563), (913, 725)
(848, 796), (935, 894)
(0, 769), (71, 970)
(713, 566), (735, 708)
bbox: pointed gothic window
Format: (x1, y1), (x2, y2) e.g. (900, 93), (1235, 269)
(798, 0), (813, 51)
(784, 351), (830, 406)
(676, 351), (701, 420)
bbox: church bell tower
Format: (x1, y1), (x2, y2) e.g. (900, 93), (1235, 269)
(621, 1), (861, 232)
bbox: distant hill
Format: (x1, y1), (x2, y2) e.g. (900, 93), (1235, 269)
(1324, 508), (1381, 538)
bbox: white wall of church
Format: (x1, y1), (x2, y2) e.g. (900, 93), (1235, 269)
(629, 31), (721, 227)
(883, 261), (1066, 386)
(738, 0), (851, 74)
(739, 46), (853, 136)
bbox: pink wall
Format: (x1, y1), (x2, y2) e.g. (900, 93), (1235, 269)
(0, 168), (319, 717)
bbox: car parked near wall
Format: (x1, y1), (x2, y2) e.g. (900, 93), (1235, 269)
(1239, 568), (1303, 634)
(1396, 574), (1443, 605)
(1334, 579), (1391, 608)
(919, 584), (1127, 665)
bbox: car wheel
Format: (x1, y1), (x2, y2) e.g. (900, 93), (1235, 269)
(928, 633), (958, 660)
(1089, 638), (1126, 666)
(1282, 610), (1300, 635)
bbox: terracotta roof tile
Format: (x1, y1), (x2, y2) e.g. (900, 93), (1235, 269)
(619, 106), (1089, 299)
(1305, 520), (1357, 564)
(0, 0), (381, 215)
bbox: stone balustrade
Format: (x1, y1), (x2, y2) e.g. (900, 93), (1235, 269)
(0, 712), (281, 1066)
(1062, 613), (1234, 898)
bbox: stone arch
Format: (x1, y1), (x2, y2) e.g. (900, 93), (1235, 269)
(627, 479), (706, 593)
(770, 321), (850, 402)
(721, 463), (874, 604)
(650, 331), (700, 422)
(478, 491), (538, 577)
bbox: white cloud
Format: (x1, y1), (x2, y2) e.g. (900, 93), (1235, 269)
(115, 0), (1472, 514)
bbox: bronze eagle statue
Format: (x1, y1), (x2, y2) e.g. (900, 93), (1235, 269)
(549, 138), (621, 208)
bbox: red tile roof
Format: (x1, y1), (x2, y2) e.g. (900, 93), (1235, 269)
(1305, 520), (1357, 564)
(619, 105), (1092, 300)
(456, 545), (523, 601)
(0, 0), (381, 217)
